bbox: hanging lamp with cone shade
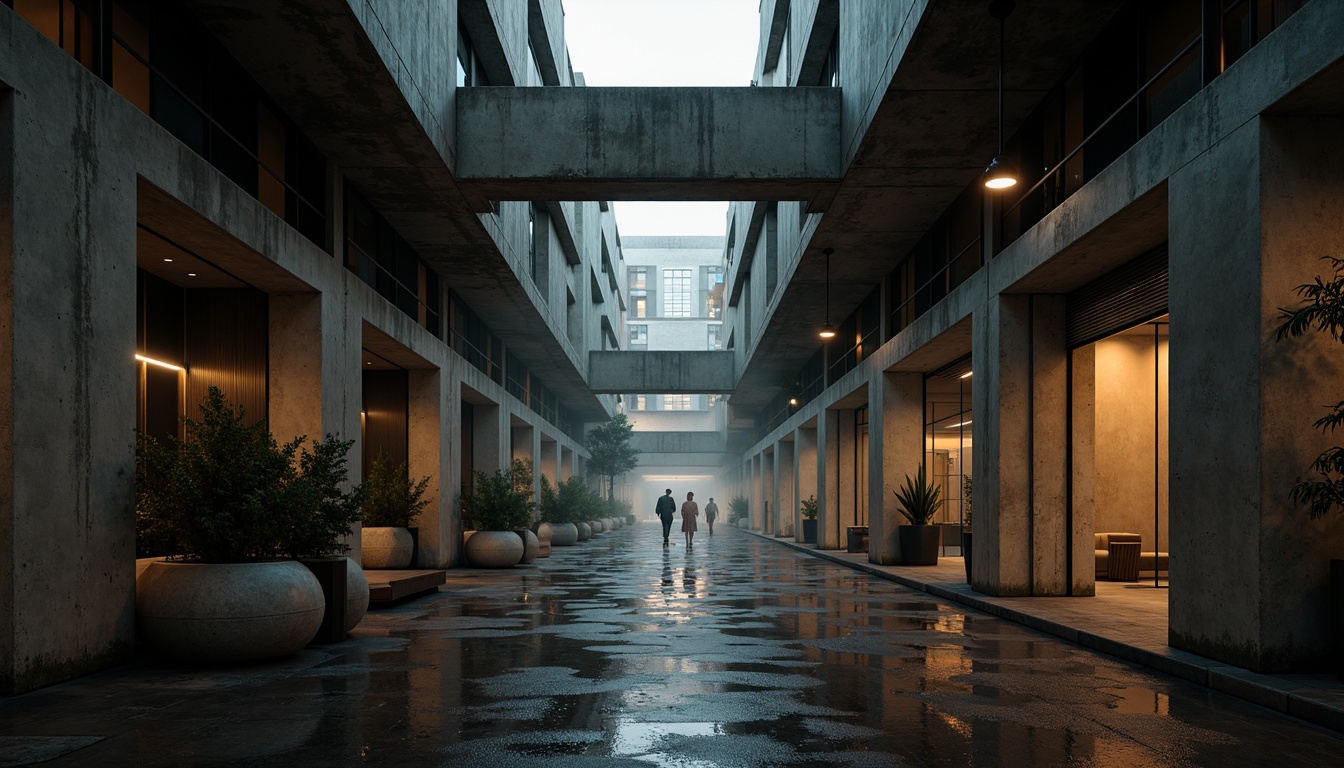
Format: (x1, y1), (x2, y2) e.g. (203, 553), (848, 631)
(984, 0), (1017, 190)
(819, 248), (837, 339)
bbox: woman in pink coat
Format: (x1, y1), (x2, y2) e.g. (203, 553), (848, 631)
(681, 492), (700, 548)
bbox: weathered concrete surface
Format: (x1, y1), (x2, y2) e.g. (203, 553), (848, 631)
(1169, 116), (1344, 672)
(630, 432), (724, 456)
(588, 350), (735, 394)
(868, 372), (921, 565)
(455, 87), (842, 210)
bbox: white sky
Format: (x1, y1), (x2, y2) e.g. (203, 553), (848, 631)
(561, 0), (760, 237)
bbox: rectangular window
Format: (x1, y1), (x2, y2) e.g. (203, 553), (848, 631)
(630, 267), (647, 290)
(345, 186), (441, 338)
(629, 324), (648, 346)
(528, 203), (539, 282)
(663, 394), (691, 411)
(707, 324), (723, 350)
(634, 395), (647, 411)
(664, 268), (692, 318)
(632, 292), (647, 319)
(704, 266), (724, 319)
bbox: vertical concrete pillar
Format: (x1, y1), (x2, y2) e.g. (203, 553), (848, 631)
(510, 424), (538, 517)
(755, 452), (768, 531)
(869, 371), (923, 564)
(796, 426), (818, 542)
(776, 439), (795, 537)
(1070, 345), (1097, 596)
(1168, 116), (1344, 671)
(768, 443), (779, 535)
(408, 368), (460, 568)
(269, 291), (362, 558)
(0, 93), (137, 692)
(474, 403), (508, 475)
(540, 439), (559, 486)
(837, 408), (858, 537)
(560, 445), (574, 481)
(819, 408), (840, 549)
(972, 293), (1069, 596)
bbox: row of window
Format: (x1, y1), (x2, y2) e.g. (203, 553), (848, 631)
(626, 323), (723, 351)
(628, 266), (724, 319)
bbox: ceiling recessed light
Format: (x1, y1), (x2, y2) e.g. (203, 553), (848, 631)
(187, 273), (197, 277)
(163, 258), (173, 262)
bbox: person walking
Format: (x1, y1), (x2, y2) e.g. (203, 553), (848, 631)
(704, 497), (719, 535)
(681, 492), (700, 549)
(656, 488), (676, 546)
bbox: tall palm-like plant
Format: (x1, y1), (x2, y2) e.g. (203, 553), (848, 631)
(893, 465), (942, 525)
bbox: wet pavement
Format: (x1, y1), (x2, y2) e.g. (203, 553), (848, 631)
(3, 524), (1344, 767)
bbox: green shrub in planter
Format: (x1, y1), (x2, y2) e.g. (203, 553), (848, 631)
(136, 386), (363, 562)
(463, 460), (534, 531)
(728, 495), (749, 523)
(362, 452), (431, 528)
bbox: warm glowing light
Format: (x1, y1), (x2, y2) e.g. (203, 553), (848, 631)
(789, 398), (799, 406)
(187, 272), (197, 277)
(983, 154), (1018, 189)
(135, 354), (183, 371)
(163, 258), (173, 262)
(944, 420), (972, 429)
(959, 371), (973, 379)
(818, 323), (837, 339)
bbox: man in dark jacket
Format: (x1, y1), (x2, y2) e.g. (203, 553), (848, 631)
(656, 488), (676, 546)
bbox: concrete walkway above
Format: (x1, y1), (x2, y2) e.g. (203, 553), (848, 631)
(455, 87), (842, 211)
(745, 529), (1344, 734)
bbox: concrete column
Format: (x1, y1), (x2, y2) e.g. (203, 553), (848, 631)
(408, 368), (460, 568)
(869, 371), (923, 564)
(268, 291), (362, 558)
(837, 408), (858, 538)
(755, 453), (767, 530)
(972, 293), (1069, 596)
(539, 439), (559, 486)
(1069, 345), (1098, 596)
(473, 403), (508, 475)
(0, 88), (138, 692)
(763, 447), (776, 535)
(560, 445), (574, 481)
(1168, 116), (1344, 671)
(796, 426), (818, 542)
(510, 424), (538, 516)
(775, 440), (795, 537)
(819, 408), (840, 549)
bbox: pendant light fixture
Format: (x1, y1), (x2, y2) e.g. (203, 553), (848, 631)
(983, 0), (1018, 190)
(819, 248), (837, 339)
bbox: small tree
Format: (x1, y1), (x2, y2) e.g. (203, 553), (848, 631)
(729, 495), (749, 522)
(1276, 256), (1344, 518)
(361, 451), (431, 529)
(585, 413), (640, 502)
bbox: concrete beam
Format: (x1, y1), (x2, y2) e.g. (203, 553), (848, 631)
(630, 432), (726, 455)
(589, 351), (736, 394)
(456, 87), (842, 210)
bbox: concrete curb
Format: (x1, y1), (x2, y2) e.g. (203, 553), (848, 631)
(740, 528), (1344, 735)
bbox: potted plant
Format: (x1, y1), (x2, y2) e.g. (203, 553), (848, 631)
(460, 461), (532, 568)
(1276, 256), (1344, 676)
(961, 474), (974, 583)
(893, 466), (943, 565)
(135, 386), (366, 662)
(729, 495), (749, 529)
(509, 459), (541, 563)
(545, 476), (588, 546)
(800, 495), (819, 544)
(360, 451), (430, 570)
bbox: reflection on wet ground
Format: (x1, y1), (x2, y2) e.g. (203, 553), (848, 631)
(3, 525), (1343, 767)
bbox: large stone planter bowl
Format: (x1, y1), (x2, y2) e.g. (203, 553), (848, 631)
(533, 521), (554, 557)
(576, 521), (592, 541)
(464, 530), (524, 568)
(515, 529), (540, 564)
(136, 560), (325, 663)
(344, 557), (370, 631)
(590, 519), (604, 534)
(551, 522), (579, 546)
(361, 526), (414, 569)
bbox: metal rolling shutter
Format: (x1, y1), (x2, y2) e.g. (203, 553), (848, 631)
(1065, 246), (1168, 348)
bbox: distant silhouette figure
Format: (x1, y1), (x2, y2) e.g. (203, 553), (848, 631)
(656, 489), (676, 546)
(681, 492), (700, 548)
(704, 498), (719, 535)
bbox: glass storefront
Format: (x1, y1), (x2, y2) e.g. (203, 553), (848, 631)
(925, 359), (973, 554)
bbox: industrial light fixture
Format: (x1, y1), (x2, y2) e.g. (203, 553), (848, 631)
(959, 371), (973, 379)
(789, 397), (799, 406)
(819, 248), (837, 339)
(983, 0), (1018, 190)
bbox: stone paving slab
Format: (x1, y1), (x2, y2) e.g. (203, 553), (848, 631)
(747, 528), (1344, 735)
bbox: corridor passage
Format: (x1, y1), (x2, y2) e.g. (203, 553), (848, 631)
(3, 525), (1342, 767)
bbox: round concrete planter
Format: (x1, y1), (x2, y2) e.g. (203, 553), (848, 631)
(344, 557), (370, 631)
(533, 522), (554, 557)
(136, 560), (325, 663)
(515, 529), (540, 564)
(576, 521), (592, 541)
(590, 519), (605, 534)
(361, 526), (414, 569)
(551, 522), (579, 546)
(464, 530), (524, 568)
